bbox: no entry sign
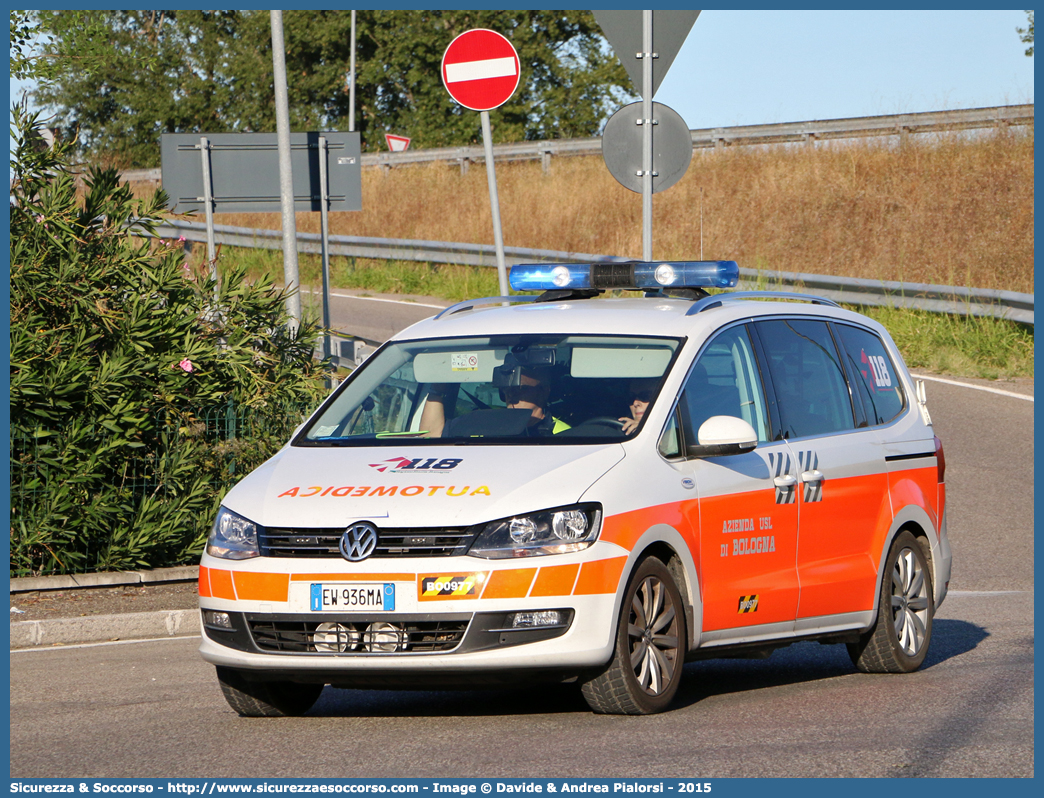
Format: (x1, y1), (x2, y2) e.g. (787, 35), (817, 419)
(441, 28), (520, 111)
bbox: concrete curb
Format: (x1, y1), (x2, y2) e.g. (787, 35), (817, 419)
(10, 609), (201, 649)
(10, 565), (200, 593)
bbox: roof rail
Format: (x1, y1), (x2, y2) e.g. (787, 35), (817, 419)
(686, 291), (841, 316)
(433, 295), (538, 320)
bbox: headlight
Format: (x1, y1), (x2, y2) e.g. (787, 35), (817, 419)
(206, 506), (260, 560)
(468, 504), (602, 559)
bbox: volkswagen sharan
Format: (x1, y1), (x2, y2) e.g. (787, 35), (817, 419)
(199, 260), (950, 715)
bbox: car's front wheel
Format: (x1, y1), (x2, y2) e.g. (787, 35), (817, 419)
(216, 666), (324, 717)
(848, 530), (934, 673)
(581, 556), (686, 714)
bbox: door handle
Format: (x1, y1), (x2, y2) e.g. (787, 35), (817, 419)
(773, 475), (797, 488)
(800, 469), (824, 483)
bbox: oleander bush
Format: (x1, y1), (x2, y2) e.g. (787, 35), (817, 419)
(9, 105), (328, 576)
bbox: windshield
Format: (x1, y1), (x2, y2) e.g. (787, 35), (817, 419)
(298, 334), (682, 446)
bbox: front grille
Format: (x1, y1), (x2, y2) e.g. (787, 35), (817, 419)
(247, 615), (471, 654)
(259, 526), (478, 558)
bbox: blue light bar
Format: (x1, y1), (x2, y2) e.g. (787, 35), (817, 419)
(510, 263), (591, 291)
(509, 261), (739, 292)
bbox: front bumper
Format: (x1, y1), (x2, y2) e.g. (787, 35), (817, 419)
(197, 546), (626, 677)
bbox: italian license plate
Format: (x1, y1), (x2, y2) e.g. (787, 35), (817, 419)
(309, 583), (395, 612)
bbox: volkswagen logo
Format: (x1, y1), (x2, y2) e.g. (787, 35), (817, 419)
(339, 522), (378, 562)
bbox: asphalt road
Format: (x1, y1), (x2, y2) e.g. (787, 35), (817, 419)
(9, 372), (1033, 778)
(299, 286), (448, 344)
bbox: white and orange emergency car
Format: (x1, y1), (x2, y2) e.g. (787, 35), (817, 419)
(199, 260), (950, 716)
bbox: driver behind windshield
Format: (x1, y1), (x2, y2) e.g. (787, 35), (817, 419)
(420, 367), (571, 437)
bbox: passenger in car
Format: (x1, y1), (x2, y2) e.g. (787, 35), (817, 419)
(619, 380), (658, 434)
(421, 368), (570, 437)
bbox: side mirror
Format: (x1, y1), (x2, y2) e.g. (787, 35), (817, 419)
(687, 415), (758, 458)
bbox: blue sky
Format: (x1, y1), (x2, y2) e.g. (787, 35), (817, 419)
(655, 9), (1033, 128)
(8, 9), (1034, 152)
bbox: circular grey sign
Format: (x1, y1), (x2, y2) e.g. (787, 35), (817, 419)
(601, 102), (692, 194)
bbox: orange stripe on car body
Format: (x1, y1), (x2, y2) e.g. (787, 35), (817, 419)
(698, 488), (799, 630)
(208, 568), (237, 600)
(232, 572), (290, 602)
(937, 483), (947, 536)
(795, 472), (889, 619)
(574, 557), (627, 595)
(530, 564), (581, 597)
(481, 568), (537, 599)
(599, 501), (692, 553)
(889, 466), (939, 528)
(198, 566), (212, 598)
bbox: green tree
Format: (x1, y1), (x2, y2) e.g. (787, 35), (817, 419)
(9, 104), (328, 575)
(10, 9), (152, 85)
(1018, 10), (1033, 56)
(31, 10), (633, 167)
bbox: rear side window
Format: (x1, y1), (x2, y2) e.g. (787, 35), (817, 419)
(755, 319), (854, 439)
(834, 324), (905, 425)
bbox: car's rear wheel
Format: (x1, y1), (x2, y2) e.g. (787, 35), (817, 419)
(216, 666), (324, 717)
(848, 530), (934, 673)
(581, 556), (686, 715)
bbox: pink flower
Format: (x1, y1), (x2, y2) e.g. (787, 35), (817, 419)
(178, 359), (194, 373)
(34, 214), (44, 224)
(178, 236), (186, 242)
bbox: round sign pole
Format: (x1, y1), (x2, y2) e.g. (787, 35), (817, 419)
(441, 29), (520, 298)
(480, 109), (509, 296)
(642, 10), (653, 262)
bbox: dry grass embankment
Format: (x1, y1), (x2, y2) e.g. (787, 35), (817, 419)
(201, 127), (1033, 293)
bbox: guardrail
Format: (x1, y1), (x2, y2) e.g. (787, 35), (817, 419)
(153, 218), (1034, 326)
(123, 104), (1033, 181)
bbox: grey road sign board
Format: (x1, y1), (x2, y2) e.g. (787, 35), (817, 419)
(602, 102), (692, 194)
(594, 10), (700, 98)
(160, 131), (361, 214)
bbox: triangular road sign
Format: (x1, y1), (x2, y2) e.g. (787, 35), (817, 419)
(385, 134), (411, 152)
(594, 10), (701, 99)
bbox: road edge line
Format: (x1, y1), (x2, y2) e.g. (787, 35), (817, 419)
(911, 372), (1033, 402)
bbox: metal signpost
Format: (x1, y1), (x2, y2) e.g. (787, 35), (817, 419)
(595, 10), (701, 261)
(271, 10), (300, 330)
(441, 28), (521, 297)
(160, 131), (361, 359)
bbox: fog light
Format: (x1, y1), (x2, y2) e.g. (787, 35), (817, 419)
(313, 622), (359, 653)
(512, 610), (563, 628)
(365, 622), (403, 652)
(204, 610), (233, 629)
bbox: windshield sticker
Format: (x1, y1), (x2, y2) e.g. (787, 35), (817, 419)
(419, 573), (486, 599)
(369, 456), (462, 473)
(451, 353), (480, 371)
(278, 484), (490, 498)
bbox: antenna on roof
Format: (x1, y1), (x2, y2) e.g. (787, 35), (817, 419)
(700, 187), (704, 261)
